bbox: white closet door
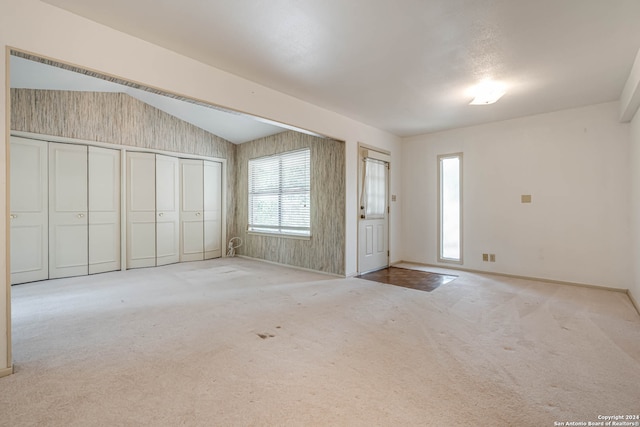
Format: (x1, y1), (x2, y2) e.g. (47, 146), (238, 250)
(180, 159), (204, 262)
(10, 137), (48, 284)
(127, 152), (156, 268)
(204, 161), (222, 259)
(156, 154), (180, 266)
(89, 147), (121, 274)
(49, 143), (88, 279)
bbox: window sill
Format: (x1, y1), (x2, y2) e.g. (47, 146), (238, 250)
(247, 231), (312, 241)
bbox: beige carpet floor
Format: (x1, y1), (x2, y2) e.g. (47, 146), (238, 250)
(1, 258), (639, 426)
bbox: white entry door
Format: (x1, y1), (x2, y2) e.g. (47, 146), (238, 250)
(358, 150), (390, 274)
(89, 146), (121, 274)
(49, 143), (89, 279)
(10, 137), (49, 284)
(156, 154), (180, 266)
(180, 159), (204, 262)
(203, 161), (222, 259)
(126, 152), (156, 268)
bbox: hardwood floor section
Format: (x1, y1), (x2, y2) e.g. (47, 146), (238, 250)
(358, 267), (456, 292)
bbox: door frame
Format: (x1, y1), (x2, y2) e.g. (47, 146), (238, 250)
(10, 130), (228, 272)
(357, 143), (391, 275)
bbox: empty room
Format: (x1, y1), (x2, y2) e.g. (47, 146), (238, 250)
(1, 0), (640, 426)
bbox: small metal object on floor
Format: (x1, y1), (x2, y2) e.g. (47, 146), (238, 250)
(358, 267), (457, 292)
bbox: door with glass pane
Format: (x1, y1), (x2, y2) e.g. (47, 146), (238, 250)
(358, 149), (390, 274)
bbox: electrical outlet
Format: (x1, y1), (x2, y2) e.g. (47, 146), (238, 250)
(482, 253), (489, 262)
(489, 254), (496, 262)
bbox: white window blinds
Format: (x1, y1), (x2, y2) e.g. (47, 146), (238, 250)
(248, 148), (311, 236)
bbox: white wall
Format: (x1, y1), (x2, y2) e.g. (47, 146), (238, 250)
(630, 110), (640, 304)
(0, 0), (402, 373)
(402, 102), (632, 290)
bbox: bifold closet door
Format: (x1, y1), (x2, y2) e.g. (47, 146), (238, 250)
(89, 146), (121, 274)
(156, 154), (180, 266)
(180, 159), (222, 261)
(127, 152), (156, 268)
(49, 143), (88, 279)
(203, 161), (222, 259)
(10, 137), (48, 285)
(127, 153), (179, 268)
(180, 159), (204, 262)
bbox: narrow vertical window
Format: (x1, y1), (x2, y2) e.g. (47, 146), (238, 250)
(438, 153), (462, 263)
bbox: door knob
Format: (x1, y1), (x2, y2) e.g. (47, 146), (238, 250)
(196, 212), (201, 216)
(158, 212), (164, 217)
(77, 213), (85, 218)
(10, 214), (17, 219)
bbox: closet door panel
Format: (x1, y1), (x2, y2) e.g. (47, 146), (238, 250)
(180, 159), (204, 262)
(127, 152), (156, 268)
(156, 154), (180, 266)
(89, 147), (121, 274)
(10, 137), (49, 284)
(49, 143), (88, 279)
(204, 161), (222, 259)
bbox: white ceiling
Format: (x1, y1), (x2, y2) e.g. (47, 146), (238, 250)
(39, 0), (640, 137)
(10, 56), (286, 144)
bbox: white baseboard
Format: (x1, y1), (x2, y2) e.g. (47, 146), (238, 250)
(235, 255), (343, 278)
(628, 290), (640, 317)
(393, 260), (628, 293)
(0, 365), (13, 378)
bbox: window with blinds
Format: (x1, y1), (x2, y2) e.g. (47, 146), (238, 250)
(248, 148), (311, 237)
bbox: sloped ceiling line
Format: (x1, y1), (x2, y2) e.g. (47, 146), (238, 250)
(10, 51), (323, 143)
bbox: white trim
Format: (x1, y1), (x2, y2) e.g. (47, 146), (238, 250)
(393, 260), (630, 293)
(236, 255), (343, 277)
(11, 130), (226, 163)
(0, 365), (13, 378)
(246, 231), (311, 241)
(361, 148), (391, 163)
(628, 289), (640, 316)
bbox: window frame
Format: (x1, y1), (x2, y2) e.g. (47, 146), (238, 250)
(247, 148), (311, 239)
(437, 152), (463, 264)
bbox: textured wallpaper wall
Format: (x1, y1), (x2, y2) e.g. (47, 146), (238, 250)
(11, 88), (237, 240)
(235, 131), (345, 275)
(11, 89), (345, 274)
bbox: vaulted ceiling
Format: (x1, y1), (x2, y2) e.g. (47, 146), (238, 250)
(40, 0), (640, 136)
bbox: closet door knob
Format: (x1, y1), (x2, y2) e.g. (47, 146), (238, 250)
(77, 213), (85, 218)
(196, 212), (201, 216)
(158, 212), (164, 217)
(10, 214), (17, 219)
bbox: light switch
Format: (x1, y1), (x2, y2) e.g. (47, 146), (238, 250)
(391, 195), (397, 202)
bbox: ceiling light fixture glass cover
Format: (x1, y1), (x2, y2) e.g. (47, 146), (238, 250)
(469, 80), (506, 105)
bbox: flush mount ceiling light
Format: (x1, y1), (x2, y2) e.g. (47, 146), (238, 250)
(469, 80), (506, 105)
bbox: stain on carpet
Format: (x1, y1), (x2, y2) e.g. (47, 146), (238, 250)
(257, 333), (276, 339)
(358, 267), (456, 292)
